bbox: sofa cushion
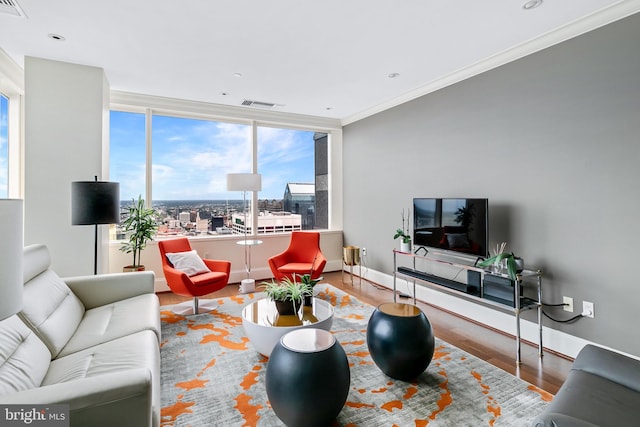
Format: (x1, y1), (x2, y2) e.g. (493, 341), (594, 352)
(57, 293), (161, 357)
(571, 344), (640, 394)
(42, 329), (160, 425)
(19, 269), (85, 358)
(43, 330), (159, 386)
(23, 243), (53, 284)
(533, 345), (640, 427)
(0, 315), (51, 395)
(539, 369), (639, 427)
(278, 262), (313, 274)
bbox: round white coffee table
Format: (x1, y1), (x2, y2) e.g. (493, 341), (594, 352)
(241, 297), (334, 356)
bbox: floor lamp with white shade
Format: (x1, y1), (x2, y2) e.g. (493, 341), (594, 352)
(226, 173), (262, 292)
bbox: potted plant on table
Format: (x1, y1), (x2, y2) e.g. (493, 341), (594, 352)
(394, 208), (412, 253)
(298, 273), (322, 306)
(477, 242), (523, 281)
(261, 277), (312, 315)
(120, 195), (158, 272)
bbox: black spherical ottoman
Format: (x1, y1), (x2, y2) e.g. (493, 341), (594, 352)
(366, 302), (435, 381)
(266, 328), (350, 427)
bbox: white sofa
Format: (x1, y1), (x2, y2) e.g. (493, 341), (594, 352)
(0, 244), (161, 427)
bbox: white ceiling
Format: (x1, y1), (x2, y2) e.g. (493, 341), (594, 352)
(1, 0), (638, 123)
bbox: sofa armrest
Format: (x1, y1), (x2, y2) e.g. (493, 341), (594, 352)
(0, 368), (154, 427)
(572, 344), (640, 393)
(532, 413), (601, 427)
(64, 271), (155, 309)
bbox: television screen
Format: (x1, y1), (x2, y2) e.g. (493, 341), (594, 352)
(413, 198), (488, 258)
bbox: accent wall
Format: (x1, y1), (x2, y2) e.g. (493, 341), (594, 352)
(343, 13), (640, 357)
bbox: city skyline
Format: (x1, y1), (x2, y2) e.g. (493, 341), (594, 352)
(110, 111), (317, 202)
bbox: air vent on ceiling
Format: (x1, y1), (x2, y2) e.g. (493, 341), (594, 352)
(241, 99), (277, 110)
(0, 0), (27, 17)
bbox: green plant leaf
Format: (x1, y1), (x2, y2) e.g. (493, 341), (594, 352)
(478, 253), (518, 280)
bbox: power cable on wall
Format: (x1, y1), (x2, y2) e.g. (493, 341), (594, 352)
(540, 302), (586, 323)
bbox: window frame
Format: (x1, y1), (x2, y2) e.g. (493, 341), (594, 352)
(0, 83), (23, 199)
(110, 94), (343, 238)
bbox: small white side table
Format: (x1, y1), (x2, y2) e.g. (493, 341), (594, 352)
(237, 239), (263, 292)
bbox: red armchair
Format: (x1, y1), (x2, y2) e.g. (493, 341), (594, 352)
(268, 231), (326, 281)
(158, 238), (231, 315)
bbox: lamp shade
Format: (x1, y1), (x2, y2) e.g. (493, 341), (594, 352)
(0, 199), (23, 320)
(226, 173), (262, 192)
(71, 181), (120, 225)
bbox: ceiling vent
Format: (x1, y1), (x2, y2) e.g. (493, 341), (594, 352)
(0, 0), (27, 17)
(241, 99), (277, 110)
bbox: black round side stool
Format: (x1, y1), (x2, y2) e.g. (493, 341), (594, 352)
(366, 302), (435, 381)
(266, 328), (350, 427)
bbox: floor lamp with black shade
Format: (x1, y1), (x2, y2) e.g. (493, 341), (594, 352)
(72, 177), (120, 275)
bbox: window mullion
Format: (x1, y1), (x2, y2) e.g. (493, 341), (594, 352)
(145, 109), (152, 208)
(251, 121), (258, 237)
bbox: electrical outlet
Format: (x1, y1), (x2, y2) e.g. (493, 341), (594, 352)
(362, 247), (367, 257)
(563, 296), (573, 312)
(583, 301), (594, 318)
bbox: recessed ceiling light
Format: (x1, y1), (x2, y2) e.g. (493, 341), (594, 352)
(48, 33), (66, 41)
(233, 72), (243, 78)
(221, 92), (229, 96)
(388, 73), (400, 79)
(325, 107), (333, 111)
(522, 0), (543, 10)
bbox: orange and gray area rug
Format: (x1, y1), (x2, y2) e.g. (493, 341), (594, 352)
(160, 284), (551, 426)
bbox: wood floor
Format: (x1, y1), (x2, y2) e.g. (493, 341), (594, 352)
(157, 271), (572, 395)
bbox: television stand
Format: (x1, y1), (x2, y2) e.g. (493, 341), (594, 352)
(393, 249), (542, 365)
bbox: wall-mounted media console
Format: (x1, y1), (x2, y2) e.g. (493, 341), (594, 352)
(393, 249), (542, 365)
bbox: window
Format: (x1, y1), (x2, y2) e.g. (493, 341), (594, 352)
(110, 109), (333, 240)
(151, 114), (250, 237)
(110, 111), (146, 201)
(257, 126), (327, 233)
(0, 93), (8, 198)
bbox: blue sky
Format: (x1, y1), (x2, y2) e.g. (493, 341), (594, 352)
(0, 94), (8, 198)
(110, 111), (317, 201)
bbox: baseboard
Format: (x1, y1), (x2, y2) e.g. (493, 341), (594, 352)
(360, 267), (593, 359)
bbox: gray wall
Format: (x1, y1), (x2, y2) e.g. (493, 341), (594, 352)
(343, 13), (640, 356)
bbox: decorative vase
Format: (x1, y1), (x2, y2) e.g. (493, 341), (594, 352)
(515, 257), (525, 273)
(400, 240), (412, 253)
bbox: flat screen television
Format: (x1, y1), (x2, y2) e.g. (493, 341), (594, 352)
(413, 198), (488, 258)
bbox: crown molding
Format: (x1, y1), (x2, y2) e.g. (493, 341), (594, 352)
(341, 0), (640, 126)
(111, 91), (342, 131)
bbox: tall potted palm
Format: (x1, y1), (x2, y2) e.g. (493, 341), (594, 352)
(120, 196), (158, 272)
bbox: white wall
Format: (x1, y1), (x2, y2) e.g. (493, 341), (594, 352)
(343, 13), (640, 357)
(24, 58), (110, 276)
